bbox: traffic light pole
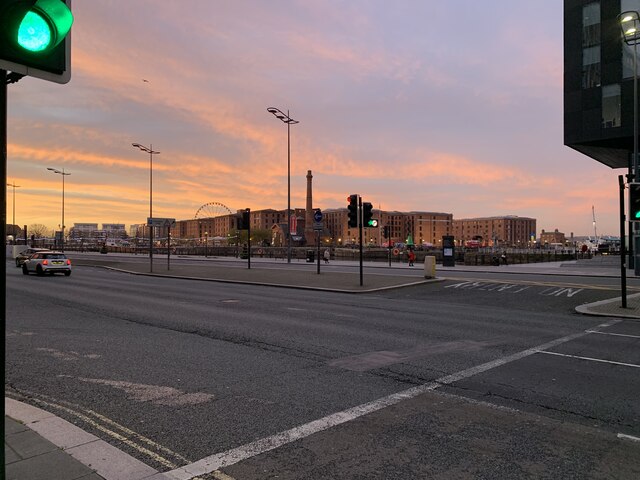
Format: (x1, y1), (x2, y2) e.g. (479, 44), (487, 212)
(619, 175), (627, 308)
(359, 196), (363, 286)
(1, 68), (8, 478)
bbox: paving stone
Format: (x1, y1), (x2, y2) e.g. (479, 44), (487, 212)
(6, 449), (95, 480)
(5, 429), (58, 460)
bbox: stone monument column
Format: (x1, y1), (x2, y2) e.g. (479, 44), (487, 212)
(305, 170), (313, 243)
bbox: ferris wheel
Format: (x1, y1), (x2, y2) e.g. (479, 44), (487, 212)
(194, 202), (233, 220)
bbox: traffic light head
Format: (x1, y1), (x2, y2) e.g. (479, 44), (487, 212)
(631, 183), (640, 221)
(362, 202), (374, 226)
(347, 194), (358, 228)
(241, 208), (250, 230)
(0, 0), (73, 83)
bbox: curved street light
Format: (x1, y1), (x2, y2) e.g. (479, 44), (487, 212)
(132, 143), (160, 273)
(267, 107), (299, 263)
(47, 167), (71, 251)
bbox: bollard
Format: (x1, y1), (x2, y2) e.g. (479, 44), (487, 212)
(424, 256), (436, 279)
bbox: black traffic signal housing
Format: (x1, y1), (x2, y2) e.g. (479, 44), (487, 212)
(383, 225), (390, 239)
(631, 183), (640, 221)
(239, 208), (250, 230)
(362, 202), (375, 227)
(347, 194), (358, 228)
(0, 0), (73, 84)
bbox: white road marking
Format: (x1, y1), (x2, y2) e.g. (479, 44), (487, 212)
(537, 351), (640, 369)
(36, 348), (101, 361)
(6, 330), (36, 337)
(161, 318), (621, 480)
(617, 433), (640, 442)
(539, 287), (583, 297)
(72, 377), (214, 406)
(586, 330), (640, 340)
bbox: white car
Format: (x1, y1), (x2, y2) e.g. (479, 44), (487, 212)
(22, 252), (72, 276)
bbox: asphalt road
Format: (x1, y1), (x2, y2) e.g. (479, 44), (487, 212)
(6, 261), (640, 479)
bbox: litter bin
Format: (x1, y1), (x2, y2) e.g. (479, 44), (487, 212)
(306, 250), (315, 262)
(424, 256), (436, 278)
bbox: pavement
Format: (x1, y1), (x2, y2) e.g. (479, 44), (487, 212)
(5, 253), (639, 480)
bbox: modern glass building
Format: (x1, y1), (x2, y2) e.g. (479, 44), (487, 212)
(564, 0), (640, 169)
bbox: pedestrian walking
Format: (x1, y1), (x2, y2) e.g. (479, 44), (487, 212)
(408, 249), (416, 266)
(501, 251), (508, 266)
(323, 249), (330, 264)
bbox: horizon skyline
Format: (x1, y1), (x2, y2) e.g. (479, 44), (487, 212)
(4, 1), (625, 237)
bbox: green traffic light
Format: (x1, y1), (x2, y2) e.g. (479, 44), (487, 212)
(635, 211), (640, 219)
(18, 11), (52, 52)
(14, 0), (73, 53)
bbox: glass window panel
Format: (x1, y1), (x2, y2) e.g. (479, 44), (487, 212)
(583, 3), (600, 26)
(602, 84), (621, 128)
(583, 46), (600, 65)
(582, 46), (601, 88)
(583, 23), (600, 47)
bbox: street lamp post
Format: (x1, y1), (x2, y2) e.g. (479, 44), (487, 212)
(47, 168), (70, 251)
(132, 143), (160, 273)
(6, 181), (20, 239)
(267, 107), (299, 263)
(620, 11), (640, 274)
(204, 231), (208, 258)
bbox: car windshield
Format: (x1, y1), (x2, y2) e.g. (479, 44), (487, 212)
(44, 254), (66, 259)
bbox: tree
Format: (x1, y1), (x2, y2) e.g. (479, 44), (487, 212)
(29, 224), (53, 238)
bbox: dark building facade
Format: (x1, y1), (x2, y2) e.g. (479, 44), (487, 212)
(564, 0), (640, 168)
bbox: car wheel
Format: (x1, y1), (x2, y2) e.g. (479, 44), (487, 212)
(22, 265), (29, 275)
(36, 265), (44, 276)
(64, 271), (71, 276)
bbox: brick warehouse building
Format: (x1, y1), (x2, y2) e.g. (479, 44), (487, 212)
(453, 216), (537, 247)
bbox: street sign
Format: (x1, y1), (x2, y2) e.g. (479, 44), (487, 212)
(313, 209), (323, 222)
(314, 221), (323, 231)
(147, 217), (175, 227)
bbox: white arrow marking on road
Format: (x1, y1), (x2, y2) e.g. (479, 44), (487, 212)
(73, 377), (214, 406)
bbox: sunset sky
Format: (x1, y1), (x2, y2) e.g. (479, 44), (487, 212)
(5, 0), (624, 236)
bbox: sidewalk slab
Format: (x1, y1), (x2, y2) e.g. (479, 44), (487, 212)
(576, 293), (640, 319)
(5, 416), (103, 480)
(5, 398), (162, 480)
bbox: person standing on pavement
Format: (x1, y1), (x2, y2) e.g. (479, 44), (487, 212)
(501, 251), (508, 266)
(324, 249), (330, 264)
(408, 249), (416, 266)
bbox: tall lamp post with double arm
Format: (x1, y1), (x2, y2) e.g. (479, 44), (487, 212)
(620, 11), (640, 274)
(132, 143), (160, 273)
(267, 107), (299, 263)
(47, 167), (71, 251)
